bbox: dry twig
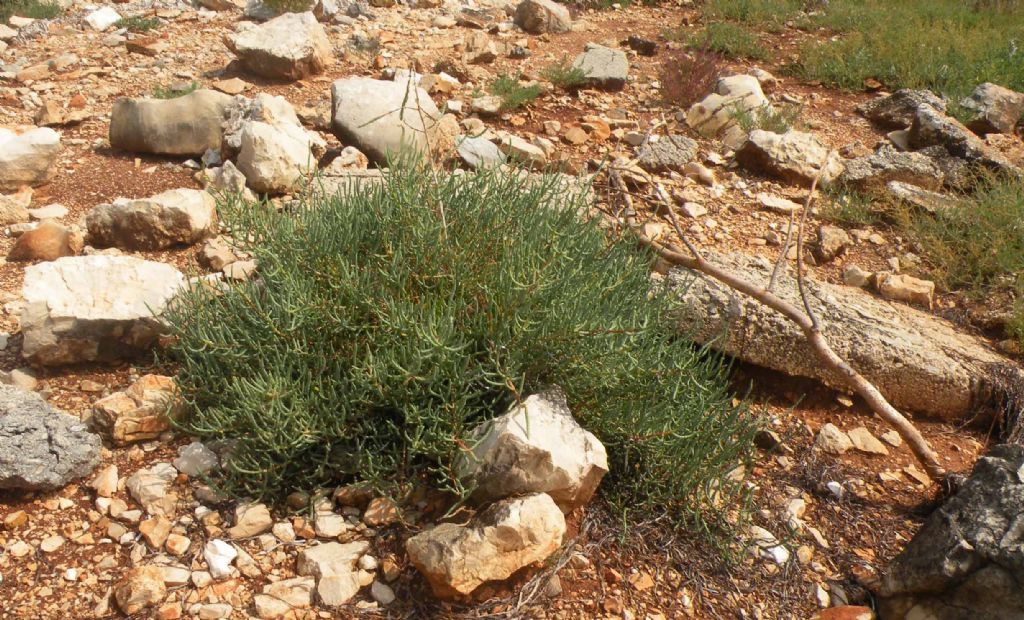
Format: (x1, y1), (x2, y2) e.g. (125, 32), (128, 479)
(610, 158), (948, 482)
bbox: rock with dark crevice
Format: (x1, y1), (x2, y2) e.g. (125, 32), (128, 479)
(880, 444), (1024, 619)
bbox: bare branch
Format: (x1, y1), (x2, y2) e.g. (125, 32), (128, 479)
(612, 158), (949, 482)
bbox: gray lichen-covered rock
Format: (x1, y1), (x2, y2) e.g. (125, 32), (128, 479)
(513, 0), (571, 34)
(0, 127), (61, 191)
(21, 256), (185, 366)
(666, 251), (1023, 420)
(637, 134), (698, 173)
(331, 77), (442, 165)
(839, 144), (945, 192)
(109, 90), (234, 156)
(458, 390), (608, 513)
(0, 384), (101, 490)
(908, 104), (1019, 175)
(735, 130), (845, 187)
(959, 82), (1024, 135)
(571, 43), (628, 90)
(406, 493), (565, 598)
(225, 12), (331, 81)
(858, 89), (947, 129)
(86, 188), (217, 250)
(879, 444), (1024, 619)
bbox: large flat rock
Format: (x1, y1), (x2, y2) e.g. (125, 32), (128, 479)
(21, 256), (185, 365)
(666, 252), (1021, 420)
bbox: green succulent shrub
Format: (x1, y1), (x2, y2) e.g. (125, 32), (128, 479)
(166, 165), (757, 526)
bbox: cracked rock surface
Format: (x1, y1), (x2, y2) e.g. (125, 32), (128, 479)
(880, 444), (1024, 619)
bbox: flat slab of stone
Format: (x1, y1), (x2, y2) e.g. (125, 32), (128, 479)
(572, 43), (628, 91)
(666, 252), (1022, 420)
(21, 256), (185, 366)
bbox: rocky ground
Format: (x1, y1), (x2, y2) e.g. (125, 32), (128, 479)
(0, 0), (1020, 618)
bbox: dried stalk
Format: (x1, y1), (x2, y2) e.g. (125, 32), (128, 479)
(610, 162), (948, 482)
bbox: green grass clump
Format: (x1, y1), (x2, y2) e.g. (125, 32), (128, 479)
(152, 81), (199, 99)
(704, 0), (804, 31)
(0, 0), (60, 24)
(897, 174), (1024, 296)
(732, 103), (802, 134)
(115, 16), (161, 32)
(703, 0), (1024, 102)
(262, 0), (316, 12)
(489, 74), (542, 111)
(694, 22), (769, 60)
(819, 188), (884, 228)
(165, 166), (758, 526)
(542, 58), (589, 90)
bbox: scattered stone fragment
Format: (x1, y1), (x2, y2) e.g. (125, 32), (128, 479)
(0, 127), (61, 191)
(456, 135), (506, 169)
(87, 188), (217, 250)
(736, 130), (845, 187)
(880, 430), (903, 447)
(815, 225), (851, 263)
(406, 492), (566, 598)
(85, 7), (122, 32)
(226, 12), (332, 81)
(843, 265), (872, 288)
(90, 375), (182, 445)
(140, 516), (173, 549)
(114, 566), (166, 615)
(757, 192), (802, 213)
(204, 539), (238, 580)
(126, 464), (177, 517)
(495, 133), (547, 166)
(815, 423), (853, 455)
(459, 390), (608, 513)
(0, 385), (101, 490)
(90, 464), (118, 498)
(173, 442), (219, 476)
(886, 180), (960, 213)
(513, 0), (572, 34)
(572, 43), (628, 91)
(959, 82), (1024, 135)
(875, 272), (935, 309)
(847, 427), (890, 456)
(228, 502), (274, 539)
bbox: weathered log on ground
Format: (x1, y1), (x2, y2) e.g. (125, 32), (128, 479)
(666, 251), (1023, 421)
